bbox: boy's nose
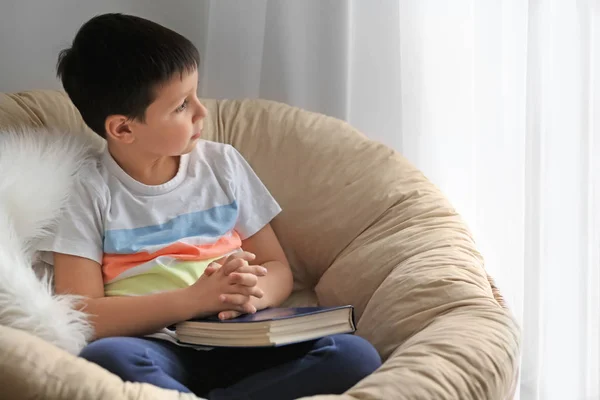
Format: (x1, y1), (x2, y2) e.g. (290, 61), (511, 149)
(192, 97), (208, 122)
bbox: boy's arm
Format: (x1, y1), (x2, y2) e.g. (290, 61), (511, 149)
(54, 253), (193, 339)
(54, 252), (261, 339)
(242, 223), (293, 310)
(214, 223), (293, 320)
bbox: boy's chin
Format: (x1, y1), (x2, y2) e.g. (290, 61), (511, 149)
(179, 140), (199, 155)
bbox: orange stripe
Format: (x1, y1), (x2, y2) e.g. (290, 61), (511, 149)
(102, 232), (242, 282)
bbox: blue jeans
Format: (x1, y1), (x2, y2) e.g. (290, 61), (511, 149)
(79, 334), (381, 399)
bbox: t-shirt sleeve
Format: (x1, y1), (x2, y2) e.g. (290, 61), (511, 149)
(226, 146), (282, 240)
(38, 172), (105, 265)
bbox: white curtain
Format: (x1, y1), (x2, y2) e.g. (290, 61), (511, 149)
(198, 1), (600, 399)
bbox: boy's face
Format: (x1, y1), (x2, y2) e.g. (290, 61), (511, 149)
(118, 68), (207, 157)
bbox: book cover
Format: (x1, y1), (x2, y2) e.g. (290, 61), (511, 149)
(188, 305), (354, 324)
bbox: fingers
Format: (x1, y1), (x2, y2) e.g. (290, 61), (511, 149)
(218, 310), (242, 320)
(206, 252), (258, 277)
(221, 283), (264, 298)
(221, 252), (256, 275)
(226, 251), (256, 264)
(221, 258), (249, 276)
(245, 285), (264, 298)
(203, 263), (219, 276)
(219, 294), (257, 314)
(219, 293), (260, 306)
(208, 263), (266, 279)
(205, 255), (230, 274)
(233, 264), (268, 277)
(228, 272), (259, 287)
(212, 255), (228, 265)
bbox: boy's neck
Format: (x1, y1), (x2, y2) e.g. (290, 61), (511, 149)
(107, 143), (180, 186)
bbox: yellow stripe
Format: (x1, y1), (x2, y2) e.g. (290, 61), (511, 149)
(104, 259), (214, 297)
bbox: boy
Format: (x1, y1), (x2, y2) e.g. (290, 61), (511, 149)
(40, 13), (381, 399)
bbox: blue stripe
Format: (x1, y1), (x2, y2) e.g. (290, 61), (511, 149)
(104, 202), (238, 254)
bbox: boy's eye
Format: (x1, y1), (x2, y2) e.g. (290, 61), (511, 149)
(175, 99), (188, 113)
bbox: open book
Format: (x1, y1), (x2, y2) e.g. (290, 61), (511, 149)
(175, 305), (355, 347)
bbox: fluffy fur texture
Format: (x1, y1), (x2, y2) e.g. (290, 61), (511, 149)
(0, 129), (100, 354)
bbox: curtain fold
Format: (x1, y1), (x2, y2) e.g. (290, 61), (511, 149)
(198, 1), (599, 398)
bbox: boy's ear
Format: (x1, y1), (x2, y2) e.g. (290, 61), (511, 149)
(105, 115), (135, 144)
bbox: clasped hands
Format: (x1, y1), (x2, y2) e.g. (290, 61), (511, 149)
(191, 251), (266, 320)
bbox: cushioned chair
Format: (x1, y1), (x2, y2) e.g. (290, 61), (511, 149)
(0, 90), (520, 400)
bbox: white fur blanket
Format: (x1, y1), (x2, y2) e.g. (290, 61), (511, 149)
(0, 129), (99, 354)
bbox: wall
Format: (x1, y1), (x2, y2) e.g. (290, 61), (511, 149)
(0, 0), (208, 93)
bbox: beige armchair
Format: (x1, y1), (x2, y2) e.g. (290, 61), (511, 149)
(0, 90), (520, 400)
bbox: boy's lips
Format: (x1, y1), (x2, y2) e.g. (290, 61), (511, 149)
(191, 131), (202, 139)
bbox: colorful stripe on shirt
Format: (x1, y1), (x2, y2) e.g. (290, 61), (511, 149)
(101, 202), (241, 296)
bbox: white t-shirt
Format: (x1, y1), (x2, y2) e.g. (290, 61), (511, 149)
(39, 140), (281, 344)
